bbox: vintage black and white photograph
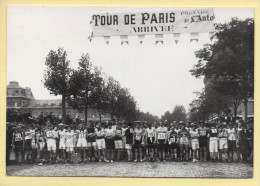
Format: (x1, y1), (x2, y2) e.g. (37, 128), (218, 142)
(6, 6), (254, 177)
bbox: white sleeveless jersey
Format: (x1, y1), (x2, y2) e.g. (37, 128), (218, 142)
(65, 132), (74, 143)
(14, 132), (23, 141)
(146, 128), (155, 138)
(59, 130), (66, 142)
(227, 128), (236, 140)
(78, 130), (87, 139)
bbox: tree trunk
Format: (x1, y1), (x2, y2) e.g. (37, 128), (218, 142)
(99, 113), (102, 123)
(243, 99), (248, 122)
(62, 93), (66, 124)
(85, 107), (88, 126)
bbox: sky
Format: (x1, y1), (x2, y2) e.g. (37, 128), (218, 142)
(7, 7), (254, 117)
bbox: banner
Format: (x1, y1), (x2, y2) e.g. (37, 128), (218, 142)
(92, 8), (214, 37)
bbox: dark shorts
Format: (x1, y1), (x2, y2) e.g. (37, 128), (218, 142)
(133, 140), (142, 149)
(199, 139), (207, 148)
(25, 139), (32, 150)
(157, 140), (166, 150)
(14, 141), (23, 153)
(170, 143), (178, 149)
(228, 140), (236, 152)
(147, 144), (155, 149)
(105, 139), (115, 150)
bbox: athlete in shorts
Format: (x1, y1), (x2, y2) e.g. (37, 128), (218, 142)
(65, 126), (75, 163)
(12, 126), (24, 164)
(58, 124), (66, 163)
(77, 124), (87, 163)
(121, 123), (128, 160)
(105, 123), (115, 163)
(226, 124), (237, 162)
(168, 126), (178, 161)
(178, 123), (190, 161)
(208, 124), (219, 161)
(218, 124), (228, 162)
(45, 125), (57, 164)
(190, 124), (200, 162)
(114, 125), (124, 161)
(95, 123), (106, 162)
(24, 126), (34, 163)
(37, 128), (46, 164)
(87, 122), (97, 162)
(125, 123), (134, 161)
(145, 124), (156, 161)
(197, 123), (208, 161)
(156, 122), (167, 162)
(133, 123), (144, 162)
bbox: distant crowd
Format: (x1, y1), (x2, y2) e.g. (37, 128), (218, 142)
(6, 111), (253, 166)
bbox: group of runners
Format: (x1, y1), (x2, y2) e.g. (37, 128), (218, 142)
(9, 120), (253, 165)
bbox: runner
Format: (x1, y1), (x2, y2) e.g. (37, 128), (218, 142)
(125, 123), (134, 161)
(12, 126), (24, 164)
(24, 125), (34, 163)
(208, 124), (219, 162)
(76, 124), (87, 163)
(104, 123), (115, 163)
(226, 123), (237, 162)
(58, 124), (66, 163)
(168, 125), (178, 161)
(155, 122), (167, 162)
(218, 124), (228, 162)
(178, 123), (190, 161)
(114, 124), (124, 161)
(87, 122), (97, 162)
(145, 123), (156, 161)
(197, 122), (208, 161)
(133, 123), (144, 162)
(45, 125), (57, 164)
(189, 124), (200, 162)
(95, 123), (106, 162)
(65, 126), (75, 164)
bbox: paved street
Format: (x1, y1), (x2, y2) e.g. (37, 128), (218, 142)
(6, 162), (253, 178)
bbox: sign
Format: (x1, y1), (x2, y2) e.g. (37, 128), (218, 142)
(92, 9), (214, 37)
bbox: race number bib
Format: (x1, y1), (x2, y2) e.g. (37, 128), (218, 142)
(15, 133), (22, 141)
(158, 133), (166, 140)
(199, 130), (206, 136)
(66, 135), (72, 139)
(170, 136), (176, 143)
(148, 132), (154, 138)
(79, 133), (85, 138)
(136, 135), (142, 141)
(181, 137), (188, 143)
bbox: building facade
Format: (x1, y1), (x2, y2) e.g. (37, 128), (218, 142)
(7, 81), (111, 121)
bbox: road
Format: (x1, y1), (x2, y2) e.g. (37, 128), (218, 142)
(6, 161), (253, 178)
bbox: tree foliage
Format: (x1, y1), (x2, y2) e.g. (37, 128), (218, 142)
(190, 18), (254, 121)
(43, 48), (71, 123)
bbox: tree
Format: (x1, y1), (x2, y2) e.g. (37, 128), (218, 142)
(190, 18), (254, 122)
(43, 48), (71, 123)
(67, 53), (97, 123)
(171, 105), (187, 122)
